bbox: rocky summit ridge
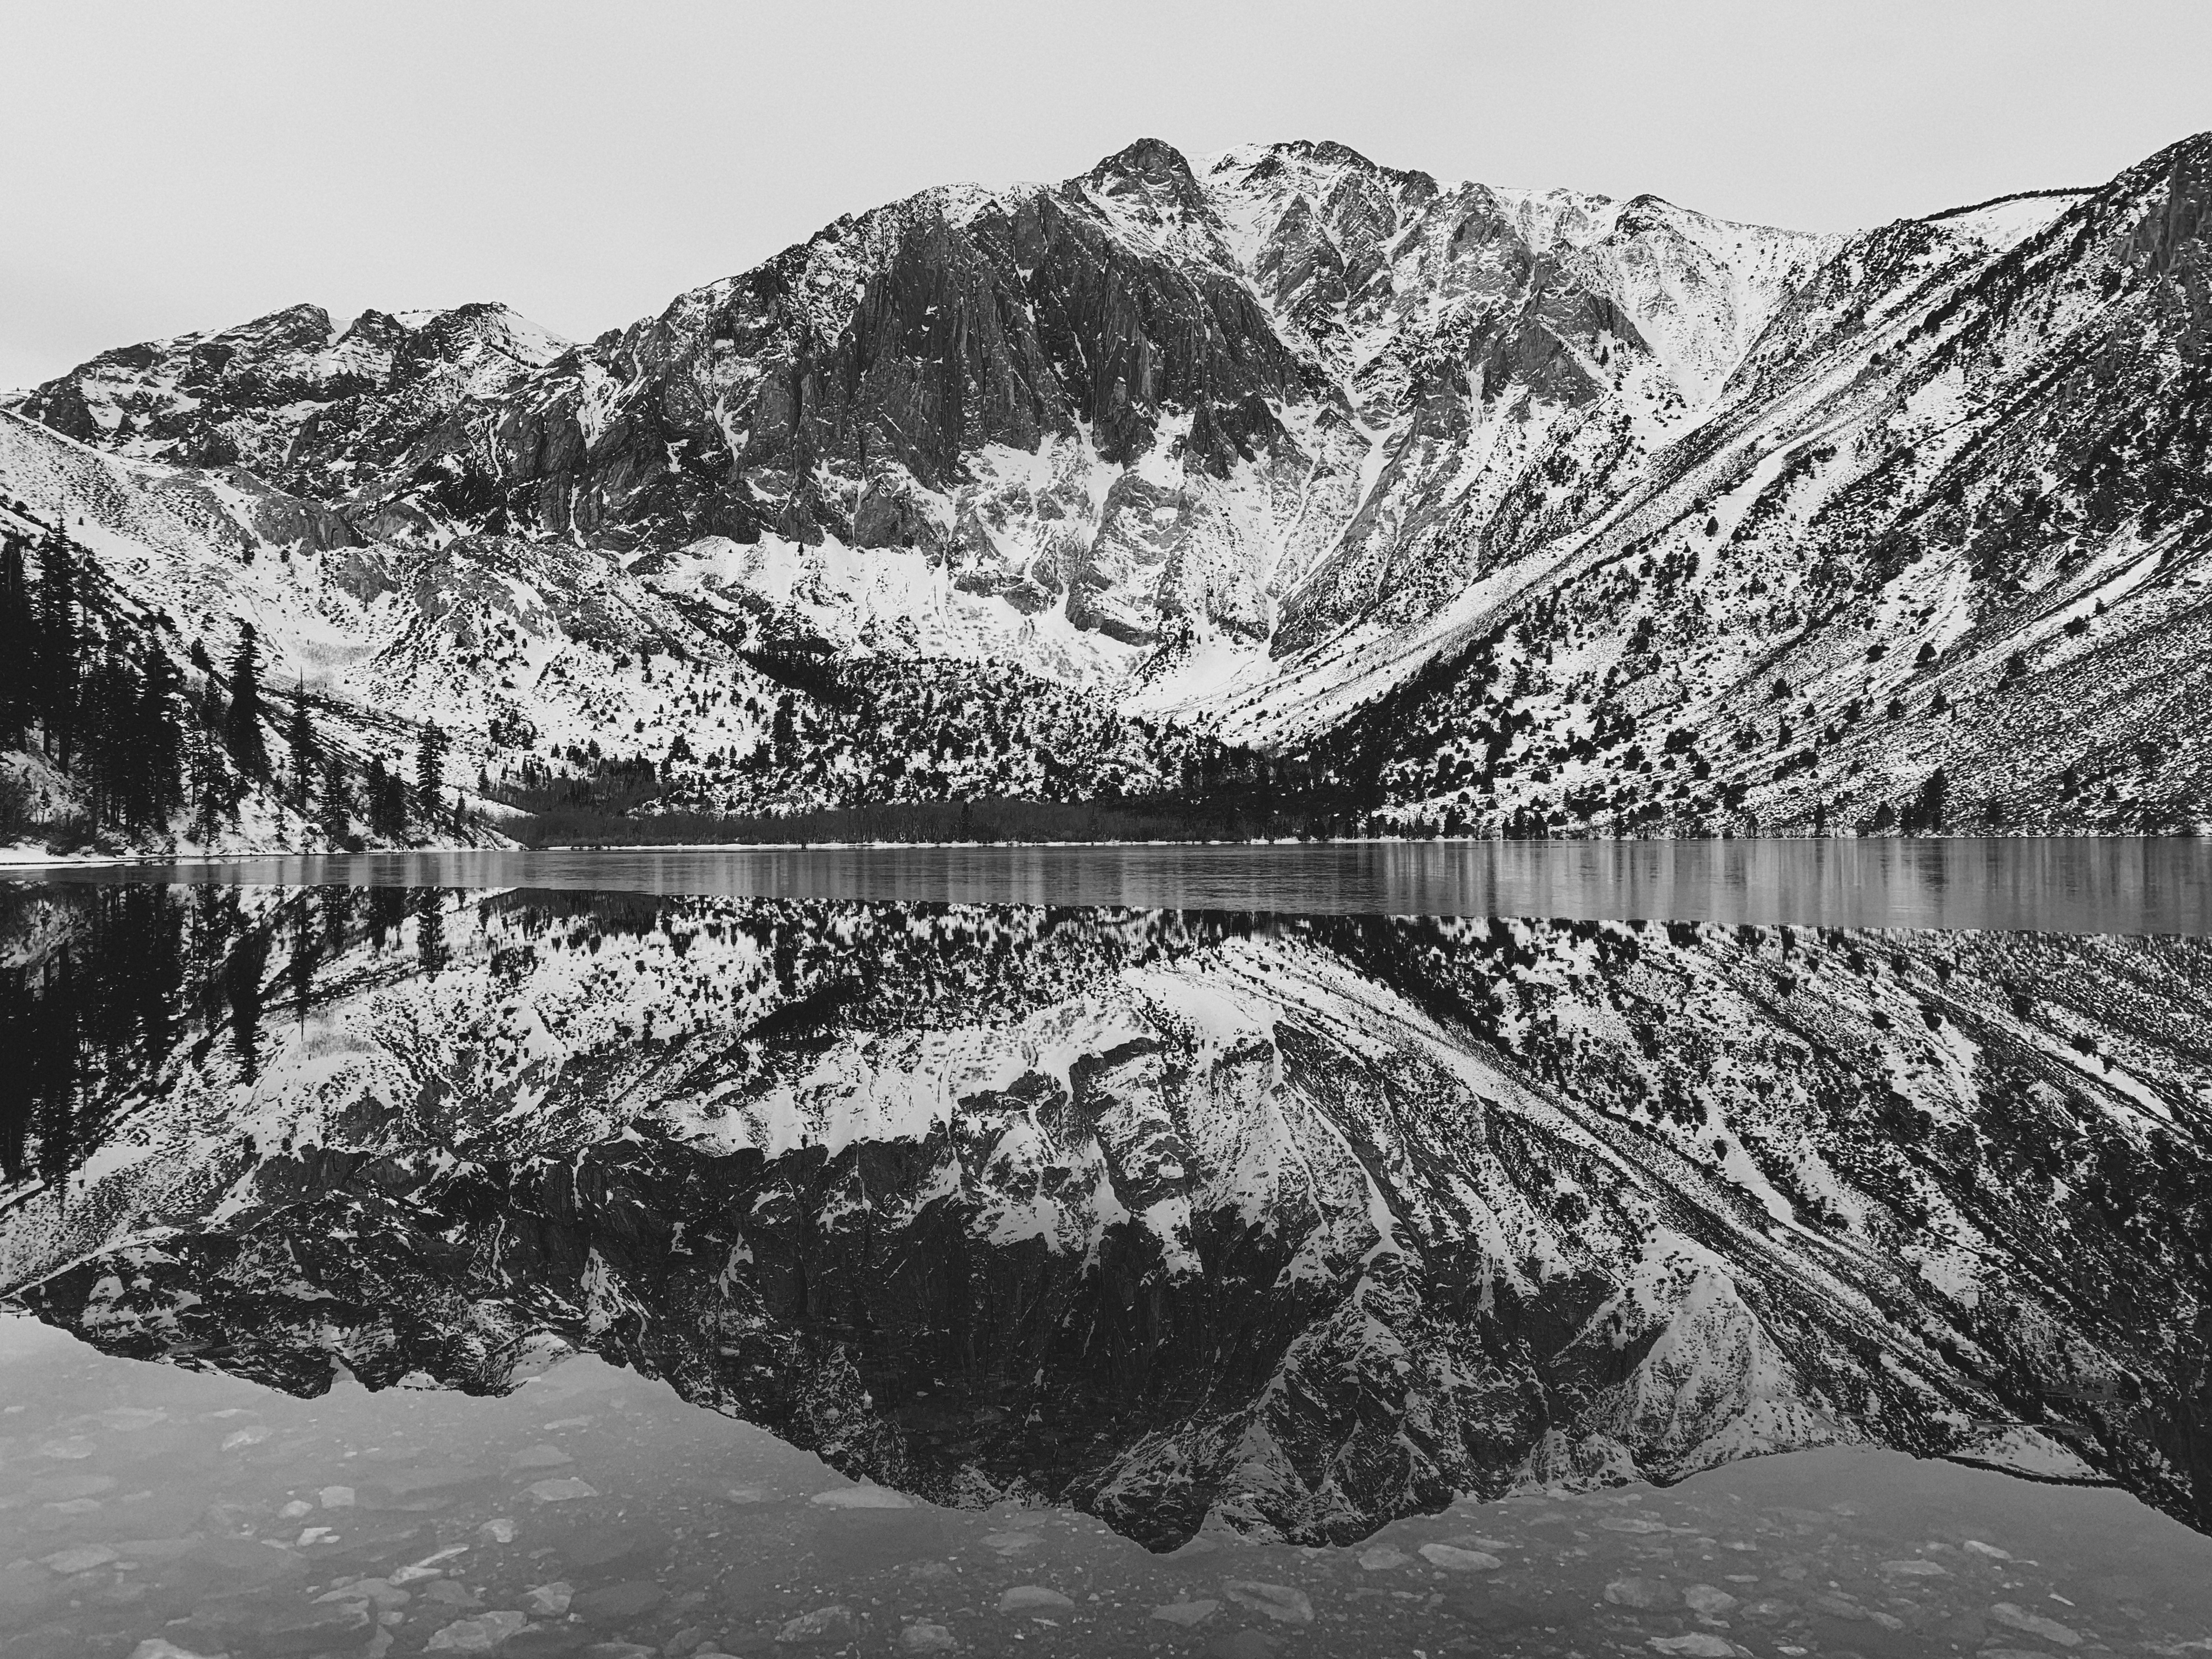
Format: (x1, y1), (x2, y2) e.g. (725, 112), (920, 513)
(4, 131), (2210, 848)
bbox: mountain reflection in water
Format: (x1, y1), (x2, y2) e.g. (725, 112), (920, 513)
(2, 878), (2211, 1655)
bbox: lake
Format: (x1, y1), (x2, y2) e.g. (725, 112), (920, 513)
(18, 835), (2212, 931)
(2, 840), (2210, 1658)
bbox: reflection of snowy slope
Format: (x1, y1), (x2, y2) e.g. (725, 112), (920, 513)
(4, 891), (2207, 1547)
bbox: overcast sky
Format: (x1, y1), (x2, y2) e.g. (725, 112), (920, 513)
(4, 0), (2208, 389)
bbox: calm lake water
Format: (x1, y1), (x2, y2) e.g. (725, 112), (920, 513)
(3, 843), (2210, 1658)
(19, 835), (2212, 932)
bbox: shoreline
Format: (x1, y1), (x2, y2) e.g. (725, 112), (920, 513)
(5, 828), (2206, 871)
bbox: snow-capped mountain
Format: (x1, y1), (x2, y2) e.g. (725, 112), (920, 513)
(5, 131), (2208, 840)
(5, 887), (2207, 1546)
(15, 301), (569, 492)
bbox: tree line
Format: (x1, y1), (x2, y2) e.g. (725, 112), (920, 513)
(1, 515), (462, 849)
(1, 526), (186, 835)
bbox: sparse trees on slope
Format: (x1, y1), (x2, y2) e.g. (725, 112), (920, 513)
(186, 640), (226, 837)
(79, 637), (138, 828)
(1901, 768), (1950, 836)
(0, 525), (189, 840)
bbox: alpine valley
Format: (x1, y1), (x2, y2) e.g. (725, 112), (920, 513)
(5, 131), (2211, 852)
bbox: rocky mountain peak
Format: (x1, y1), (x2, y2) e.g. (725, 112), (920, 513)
(215, 299), (341, 354)
(1084, 135), (1204, 196)
(15, 297), (567, 489)
(1274, 137), (1382, 172)
(1070, 136), (1232, 271)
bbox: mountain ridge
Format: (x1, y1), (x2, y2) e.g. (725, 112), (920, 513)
(4, 130), (2208, 850)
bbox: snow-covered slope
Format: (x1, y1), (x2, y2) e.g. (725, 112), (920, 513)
(5, 889), (2207, 1545)
(0, 407), (1227, 838)
(1242, 136), (2212, 835)
(17, 301), (568, 492)
(8, 131), (2210, 838)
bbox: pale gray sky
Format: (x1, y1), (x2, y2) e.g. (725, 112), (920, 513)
(4, 0), (2208, 390)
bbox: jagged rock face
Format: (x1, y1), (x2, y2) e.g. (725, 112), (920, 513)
(4, 885), (2208, 1549)
(17, 301), (569, 494)
(394, 145), (1341, 662)
(1268, 134), (2212, 837)
(390, 138), (1827, 664)
(1201, 142), (1833, 656)
(13, 138), (1828, 676)
(0, 410), (1227, 827)
(8, 131), (2212, 834)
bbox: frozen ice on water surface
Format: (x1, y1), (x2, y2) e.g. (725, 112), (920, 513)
(1221, 1580), (1314, 1623)
(996, 1584), (1074, 1611)
(1990, 1600), (2086, 1645)
(1681, 1583), (1739, 1613)
(424, 1609), (529, 1650)
(525, 1475), (599, 1501)
(42, 1543), (119, 1574)
(522, 1578), (574, 1614)
(1416, 1541), (1503, 1570)
(774, 1602), (856, 1640)
(809, 1481), (913, 1508)
(1151, 1597), (1220, 1624)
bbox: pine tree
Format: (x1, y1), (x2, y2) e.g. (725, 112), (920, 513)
(286, 682), (313, 808)
(0, 535), (33, 748)
(35, 535), (79, 767)
(366, 755), (407, 840)
(415, 721), (448, 811)
(1901, 767), (1950, 835)
(322, 749), (349, 836)
(224, 625), (266, 775)
(137, 638), (185, 832)
(771, 695), (797, 764)
(82, 635), (137, 828)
